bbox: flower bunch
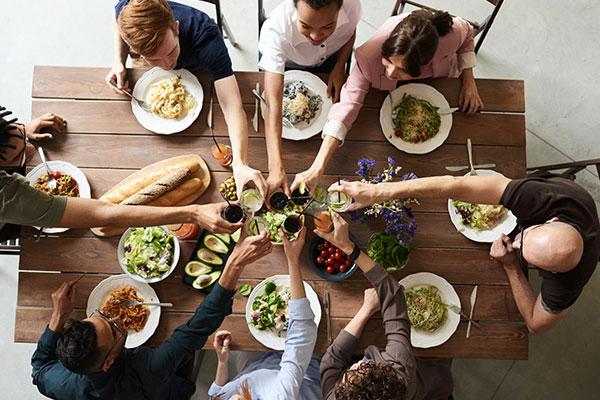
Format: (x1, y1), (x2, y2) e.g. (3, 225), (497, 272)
(352, 157), (418, 244)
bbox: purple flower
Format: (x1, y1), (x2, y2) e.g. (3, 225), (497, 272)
(387, 157), (396, 167)
(356, 158), (376, 178)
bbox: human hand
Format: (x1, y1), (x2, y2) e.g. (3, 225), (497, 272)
(327, 180), (378, 212)
(313, 212), (354, 255)
(226, 230), (273, 269)
(233, 163), (268, 200)
(360, 287), (380, 317)
(327, 65), (346, 103)
(280, 227), (306, 263)
(24, 113), (67, 140)
(490, 234), (519, 268)
(213, 330), (232, 364)
(459, 77), (484, 116)
(290, 168), (322, 196)
(105, 62), (130, 94)
(50, 281), (77, 329)
(195, 203), (244, 234)
(266, 165), (290, 198)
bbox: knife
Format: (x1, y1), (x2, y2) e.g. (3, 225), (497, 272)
(445, 163), (496, 172)
(324, 290), (332, 345)
(438, 107), (460, 115)
(207, 84), (214, 136)
(252, 82), (259, 132)
(466, 285), (478, 339)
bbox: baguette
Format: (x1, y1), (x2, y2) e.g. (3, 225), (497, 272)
(121, 167), (191, 205)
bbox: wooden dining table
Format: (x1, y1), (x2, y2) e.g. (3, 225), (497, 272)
(15, 65), (528, 360)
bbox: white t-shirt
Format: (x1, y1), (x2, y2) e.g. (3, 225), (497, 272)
(258, 0), (362, 74)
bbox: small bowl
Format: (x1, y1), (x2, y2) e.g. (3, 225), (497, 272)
(308, 235), (358, 282)
(118, 226), (180, 284)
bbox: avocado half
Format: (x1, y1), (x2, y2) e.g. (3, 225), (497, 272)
(192, 270), (222, 289)
(196, 248), (224, 266)
(184, 261), (212, 277)
(204, 234), (229, 254)
(215, 233), (231, 244)
(231, 229), (241, 243)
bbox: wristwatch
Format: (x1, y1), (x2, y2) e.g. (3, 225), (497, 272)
(348, 242), (361, 263)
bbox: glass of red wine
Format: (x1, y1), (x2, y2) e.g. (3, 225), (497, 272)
(221, 204), (244, 223)
(283, 214), (303, 234)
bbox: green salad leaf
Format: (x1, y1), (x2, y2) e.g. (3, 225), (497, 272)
(238, 283), (253, 297)
(123, 227), (174, 279)
(367, 231), (412, 271)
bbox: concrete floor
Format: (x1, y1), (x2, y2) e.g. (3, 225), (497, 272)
(1, 0), (599, 399)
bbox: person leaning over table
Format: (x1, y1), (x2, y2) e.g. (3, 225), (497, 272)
(0, 109), (243, 241)
(329, 172), (600, 334)
(314, 213), (453, 400)
(207, 228), (322, 400)
(291, 9), (483, 192)
(31, 230), (273, 400)
(258, 0), (361, 196)
(106, 0), (268, 199)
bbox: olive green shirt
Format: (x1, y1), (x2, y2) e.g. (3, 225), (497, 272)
(0, 170), (67, 230)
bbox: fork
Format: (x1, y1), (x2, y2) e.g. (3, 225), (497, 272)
(445, 303), (483, 331)
(108, 80), (152, 112)
(121, 299), (173, 308)
(251, 89), (294, 128)
(467, 138), (477, 176)
(37, 147), (57, 191)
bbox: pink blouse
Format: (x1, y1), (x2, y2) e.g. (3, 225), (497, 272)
(323, 14), (476, 143)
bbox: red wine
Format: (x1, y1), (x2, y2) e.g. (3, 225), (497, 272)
(283, 215), (302, 234)
(221, 204), (244, 223)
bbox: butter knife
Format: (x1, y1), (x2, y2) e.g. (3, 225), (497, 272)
(445, 163), (496, 172)
(324, 290), (332, 345)
(207, 84), (214, 135)
(252, 82), (259, 132)
(438, 107), (460, 115)
(466, 285), (478, 339)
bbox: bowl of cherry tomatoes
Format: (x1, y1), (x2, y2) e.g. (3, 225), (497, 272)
(309, 236), (358, 282)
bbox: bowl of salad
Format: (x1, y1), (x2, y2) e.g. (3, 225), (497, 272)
(255, 204), (304, 245)
(118, 226), (180, 283)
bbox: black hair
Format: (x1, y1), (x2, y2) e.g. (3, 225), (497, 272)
(293, 0), (343, 10)
(0, 106), (21, 163)
(382, 9), (454, 77)
(56, 319), (104, 374)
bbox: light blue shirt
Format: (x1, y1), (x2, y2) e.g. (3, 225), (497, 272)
(208, 298), (321, 400)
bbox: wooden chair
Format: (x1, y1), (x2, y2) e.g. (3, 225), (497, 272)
(391, 0), (505, 53)
(527, 158), (600, 182)
(198, 0), (237, 46)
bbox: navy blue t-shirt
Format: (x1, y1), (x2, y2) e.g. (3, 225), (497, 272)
(115, 0), (233, 81)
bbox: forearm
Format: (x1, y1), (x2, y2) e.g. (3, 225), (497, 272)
(504, 265), (538, 327)
(460, 67), (475, 83)
(333, 32), (355, 70)
(219, 258), (245, 291)
(111, 19), (128, 65)
(343, 307), (371, 338)
(59, 198), (196, 228)
(337, 242), (376, 274)
(307, 135), (339, 174)
(264, 72), (285, 172)
(48, 312), (68, 333)
(288, 259), (306, 300)
(215, 76), (249, 166)
(214, 361), (229, 387)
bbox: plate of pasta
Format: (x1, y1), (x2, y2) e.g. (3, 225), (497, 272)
(399, 272), (460, 348)
(261, 70), (333, 141)
(132, 67), (203, 135)
(380, 83), (452, 154)
(86, 274), (161, 348)
(25, 160), (91, 234)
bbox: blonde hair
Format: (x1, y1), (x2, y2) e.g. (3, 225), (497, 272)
(118, 0), (175, 56)
(212, 381), (253, 400)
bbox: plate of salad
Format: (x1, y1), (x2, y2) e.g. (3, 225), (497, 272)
(379, 83), (452, 154)
(447, 169), (517, 243)
(246, 275), (321, 350)
(399, 272), (460, 348)
(255, 204), (304, 245)
(118, 226), (180, 283)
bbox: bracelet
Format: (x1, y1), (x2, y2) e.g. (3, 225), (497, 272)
(348, 242), (360, 263)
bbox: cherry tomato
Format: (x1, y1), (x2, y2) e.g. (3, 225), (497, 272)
(320, 250), (328, 258)
(316, 256), (325, 265)
(334, 253), (343, 261)
(328, 247), (335, 254)
(326, 258), (334, 266)
(421, 130), (428, 141)
(394, 129), (402, 137)
(317, 244), (324, 251)
(326, 266), (335, 274)
(344, 259), (352, 267)
(73, 188), (79, 196)
(339, 264), (348, 273)
(51, 171), (61, 179)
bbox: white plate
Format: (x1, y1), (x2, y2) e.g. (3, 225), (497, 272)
(132, 67), (203, 135)
(379, 83), (452, 154)
(86, 274), (161, 349)
(447, 169), (517, 243)
(246, 274), (321, 350)
(25, 160), (91, 234)
(399, 272), (460, 348)
(117, 226), (180, 284)
(261, 70), (333, 141)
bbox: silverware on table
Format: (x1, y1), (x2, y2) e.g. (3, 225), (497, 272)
(467, 138), (476, 176)
(251, 89), (294, 129)
(252, 82), (260, 132)
(68, 273), (86, 295)
(208, 84), (214, 135)
(121, 299), (173, 308)
(37, 147), (57, 191)
(466, 285), (478, 339)
(107, 80), (151, 112)
(445, 303), (483, 331)
(439, 107), (460, 115)
(444, 163), (496, 172)
(324, 290), (332, 345)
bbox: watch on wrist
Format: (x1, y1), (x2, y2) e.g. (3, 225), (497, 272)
(348, 242), (360, 263)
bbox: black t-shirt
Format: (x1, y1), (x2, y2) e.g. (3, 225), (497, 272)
(501, 177), (600, 311)
(115, 0), (234, 81)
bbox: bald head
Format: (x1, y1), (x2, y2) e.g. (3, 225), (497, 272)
(522, 222), (584, 272)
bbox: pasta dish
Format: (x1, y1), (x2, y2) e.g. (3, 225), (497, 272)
(148, 76), (196, 120)
(452, 200), (508, 231)
(101, 286), (149, 332)
(392, 94), (441, 143)
(282, 81), (322, 125)
(34, 172), (79, 197)
(405, 285), (447, 332)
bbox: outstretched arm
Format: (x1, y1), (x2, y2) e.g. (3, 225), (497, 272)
(263, 71), (289, 196)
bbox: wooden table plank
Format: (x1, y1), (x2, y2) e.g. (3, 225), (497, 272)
(32, 99), (525, 147)
(14, 307), (528, 359)
(32, 66), (525, 113)
(25, 134), (527, 178)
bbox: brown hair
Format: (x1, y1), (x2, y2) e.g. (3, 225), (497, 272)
(382, 9), (453, 77)
(212, 381), (253, 400)
(118, 0), (175, 56)
(334, 361), (407, 400)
